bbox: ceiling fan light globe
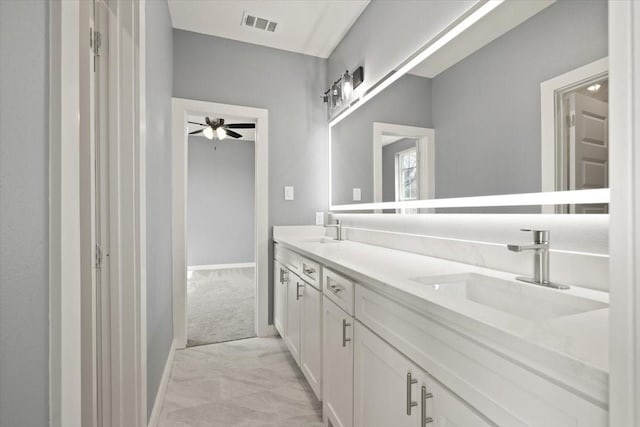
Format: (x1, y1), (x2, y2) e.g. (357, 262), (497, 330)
(216, 127), (227, 140)
(202, 126), (214, 139)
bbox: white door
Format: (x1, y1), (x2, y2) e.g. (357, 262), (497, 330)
(273, 261), (288, 337)
(354, 322), (421, 427)
(424, 375), (492, 427)
(569, 92), (608, 213)
(323, 297), (354, 427)
(286, 274), (303, 365)
(300, 283), (322, 400)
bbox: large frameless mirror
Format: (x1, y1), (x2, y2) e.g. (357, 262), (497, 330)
(329, 0), (609, 213)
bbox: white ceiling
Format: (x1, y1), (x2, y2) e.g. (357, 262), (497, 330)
(187, 114), (256, 141)
(168, 0), (370, 58)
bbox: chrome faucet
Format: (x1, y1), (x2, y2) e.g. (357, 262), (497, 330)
(326, 219), (343, 241)
(507, 229), (569, 290)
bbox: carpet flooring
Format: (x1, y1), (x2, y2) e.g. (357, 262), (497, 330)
(187, 267), (256, 347)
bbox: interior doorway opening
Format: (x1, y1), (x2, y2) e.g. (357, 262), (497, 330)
(185, 113), (257, 346)
(172, 98), (271, 350)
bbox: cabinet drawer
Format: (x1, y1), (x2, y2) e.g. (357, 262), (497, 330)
(355, 285), (607, 427)
(274, 243), (300, 274)
(300, 256), (321, 290)
(323, 268), (355, 316)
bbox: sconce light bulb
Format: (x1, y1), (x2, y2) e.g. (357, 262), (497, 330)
(203, 126), (214, 139)
(342, 70), (354, 100)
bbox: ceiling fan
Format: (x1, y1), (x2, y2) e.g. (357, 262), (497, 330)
(188, 117), (255, 140)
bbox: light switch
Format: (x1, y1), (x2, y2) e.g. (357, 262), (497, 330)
(284, 186), (294, 201)
(315, 212), (325, 225)
(353, 188), (361, 201)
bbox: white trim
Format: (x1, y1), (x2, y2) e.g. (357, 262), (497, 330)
(372, 122), (435, 203)
(609, 2), (640, 426)
(49, 2), (83, 426)
(172, 97), (272, 350)
(188, 262), (256, 271)
(147, 340), (176, 427)
(540, 57), (608, 193)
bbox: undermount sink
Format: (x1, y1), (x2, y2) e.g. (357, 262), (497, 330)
(410, 273), (607, 321)
(296, 237), (341, 244)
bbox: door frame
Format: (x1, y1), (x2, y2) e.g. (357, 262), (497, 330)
(171, 97), (272, 349)
(372, 122), (435, 203)
(540, 57), (608, 194)
(609, 2), (640, 426)
(49, 1), (148, 426)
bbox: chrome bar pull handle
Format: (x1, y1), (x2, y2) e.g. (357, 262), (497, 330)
(296, 282), (303, 300)
(421, 385), (433, 425)
(406, 373), (418, 415)
(342, 319), (351, 347)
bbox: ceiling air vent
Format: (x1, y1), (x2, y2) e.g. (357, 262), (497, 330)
(242, 11), (278, 33)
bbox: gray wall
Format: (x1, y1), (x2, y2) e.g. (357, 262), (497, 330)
(382, 138), (418, 202)
(0, 1), (49, 426)
(187, 137), (255, 266)
(174, 30), (328, 322)
(432, 0), (608, 199)
(145, 0), (174, 419)
(328, 0), (474, 94)
(331, 74), (432, 205)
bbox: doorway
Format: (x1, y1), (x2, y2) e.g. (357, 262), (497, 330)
(172, 98), (272, 350)
(185, 114), (257, 346)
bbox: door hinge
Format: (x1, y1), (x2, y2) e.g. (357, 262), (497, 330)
(568, 113), (575, 127)
(91, 28), (102, 56)
(95, 244), (103, 269)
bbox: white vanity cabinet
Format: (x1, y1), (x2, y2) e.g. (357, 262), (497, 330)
(354, 322), (491, 427)
(273, 260), (288, 337)
(322, 296), (354, 427)
(301, 277), (323, 400)
(286, 273), (303, 364)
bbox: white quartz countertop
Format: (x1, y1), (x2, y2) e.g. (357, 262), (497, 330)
(273, 226), (609, 405)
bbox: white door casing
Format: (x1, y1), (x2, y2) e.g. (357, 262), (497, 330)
(569, 93), (608, 214)
(372, 122), (435, 204)
(171, 98), (272, 349)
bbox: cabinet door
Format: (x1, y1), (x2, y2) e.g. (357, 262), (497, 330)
(273, 261), (288, 337)
(301, 283), (322, 400)
(354, 322), (421, 427)
(286, 275), (302, 365)
(323, 297), (354, 427)
(423, 376), (492, 427)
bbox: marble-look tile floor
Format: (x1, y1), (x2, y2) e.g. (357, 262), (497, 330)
(158, 337), (324, 427)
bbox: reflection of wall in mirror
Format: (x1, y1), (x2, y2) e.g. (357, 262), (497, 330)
(331, 74), (432, 205)
(430, 0), (607, 200)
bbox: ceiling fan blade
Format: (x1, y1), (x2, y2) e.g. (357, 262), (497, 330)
(225, 123), (255, 129)
(225, 129), (243, 139)
(189, 128), (204, 135)
(188, 121), (207, 126)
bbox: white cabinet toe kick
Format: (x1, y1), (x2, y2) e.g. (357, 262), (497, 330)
(273, 240), (608, 427)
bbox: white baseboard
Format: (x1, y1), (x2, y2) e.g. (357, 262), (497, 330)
(148, 340), (176, 427)
(188, 262), (256, 271)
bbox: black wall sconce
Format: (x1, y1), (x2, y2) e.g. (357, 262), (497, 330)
(323, 66), (364, 112)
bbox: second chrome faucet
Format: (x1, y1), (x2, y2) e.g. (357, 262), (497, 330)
(507, 228), (569, 290)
